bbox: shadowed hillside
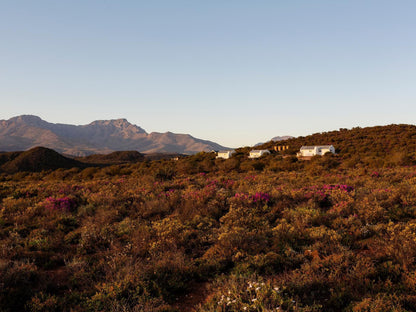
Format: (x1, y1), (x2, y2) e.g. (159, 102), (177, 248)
(76, 151), (145, 165)
(0, 151), (21, 167)
(0, 147), (84, 173)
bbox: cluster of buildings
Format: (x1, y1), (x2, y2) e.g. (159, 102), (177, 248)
(216, 149), (271, 159)
(297, 145), (335, 157)
(216, 145), (335, 159)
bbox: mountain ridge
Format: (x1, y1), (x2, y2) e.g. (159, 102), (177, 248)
(0, 115), (227, 156)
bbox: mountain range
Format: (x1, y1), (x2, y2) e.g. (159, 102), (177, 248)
(0, 115), (228, 156)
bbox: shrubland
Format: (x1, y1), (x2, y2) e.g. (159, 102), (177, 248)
(1, 124), (416, 311)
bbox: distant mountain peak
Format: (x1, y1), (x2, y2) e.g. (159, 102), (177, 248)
(16, 114), (42, 120)
(271, 136), (294, 142)
(88, 118), (146, 133)
(10, 115), (46, 126)
(254, 135), (295, 147)
(90, 118), (128, 125)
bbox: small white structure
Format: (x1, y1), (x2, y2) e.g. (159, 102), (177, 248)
(297, 145), (335, 157)
(216, 150), (236, 159)
(248, 149), (270, 159)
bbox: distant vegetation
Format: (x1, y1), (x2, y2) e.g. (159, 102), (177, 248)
(1, 124), (416, 311)
(75, 151), (145, 165)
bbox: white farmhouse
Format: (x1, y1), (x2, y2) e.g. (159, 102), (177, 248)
(297, 145), (335, 157)
(248, 149), (270, 159)
(216, 150), (236, 159)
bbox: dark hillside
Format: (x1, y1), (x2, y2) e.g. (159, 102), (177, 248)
(144, 152), (185, 161)
(75, 150), (145, 164)
(0, 151), (21, 167)
(0, 146), (84, 173)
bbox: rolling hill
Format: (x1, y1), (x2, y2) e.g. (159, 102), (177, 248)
(0, 147), (84, 173)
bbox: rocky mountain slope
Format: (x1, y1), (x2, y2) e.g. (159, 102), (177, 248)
(0, 115), (227, 156)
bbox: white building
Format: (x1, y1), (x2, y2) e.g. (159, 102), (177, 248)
(297, 145), (335, 157)
(216, 150), (236, 159)
(248, 149), (271, 159)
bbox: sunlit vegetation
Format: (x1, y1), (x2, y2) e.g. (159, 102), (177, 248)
(1, 125), (416, 311)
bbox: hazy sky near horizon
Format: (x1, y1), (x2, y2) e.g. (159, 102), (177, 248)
(1, 1), (415, 147)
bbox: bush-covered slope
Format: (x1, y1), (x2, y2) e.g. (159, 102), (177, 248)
(260, 124), (416, 159)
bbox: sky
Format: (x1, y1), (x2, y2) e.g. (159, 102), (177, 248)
(1, 1), (415, 147)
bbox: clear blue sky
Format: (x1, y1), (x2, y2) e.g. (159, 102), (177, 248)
(1, 1), (415, 147)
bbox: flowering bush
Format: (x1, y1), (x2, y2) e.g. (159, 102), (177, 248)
(42, 196), (77, 212)
(199, 274), (320, 311)
(232, 192), (271, 206)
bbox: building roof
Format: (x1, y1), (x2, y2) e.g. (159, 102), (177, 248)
(300, 145), (333, 150)
(250, 149), (269, 153)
